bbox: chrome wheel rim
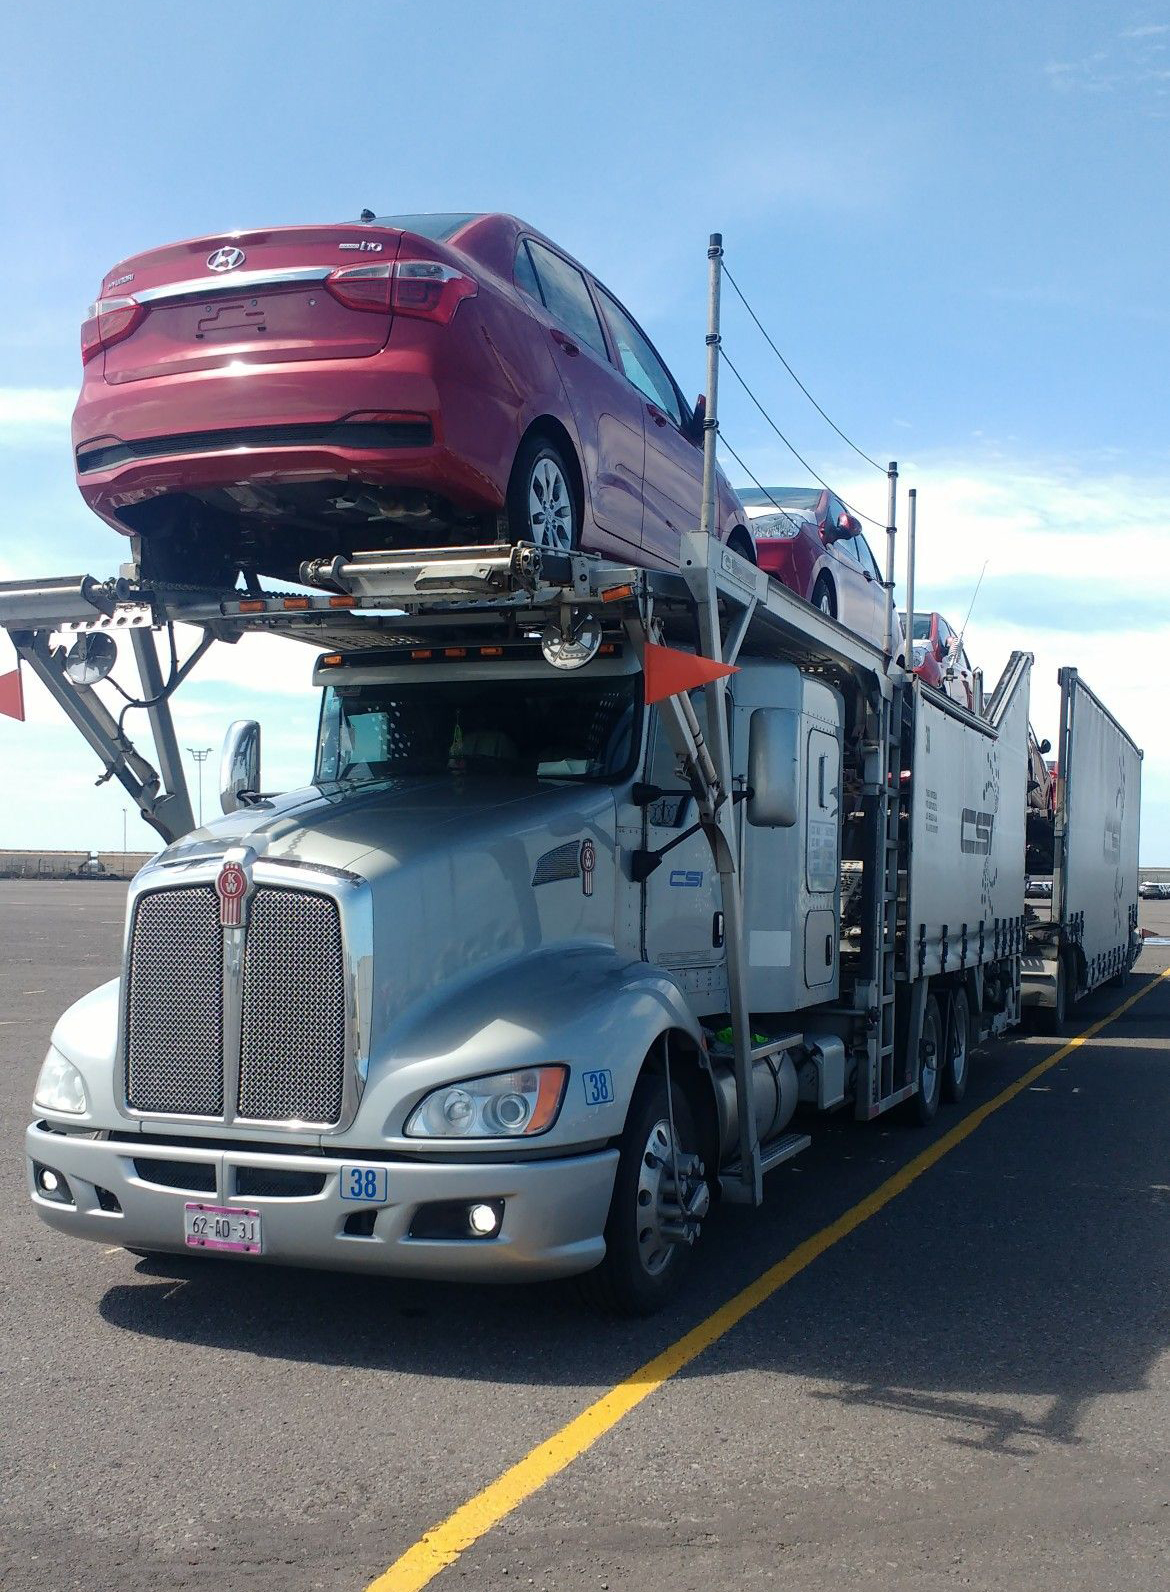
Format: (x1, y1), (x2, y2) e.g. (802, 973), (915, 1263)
(950, 1004), (969, 1089)
(636, 1117), (680, 1278)
(528, 456), (573, 551)
(920, 1012), (941, 1107)
(818, 591), (833, 616)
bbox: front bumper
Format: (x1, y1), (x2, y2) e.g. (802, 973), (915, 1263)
(26, 1122), (617, 1283)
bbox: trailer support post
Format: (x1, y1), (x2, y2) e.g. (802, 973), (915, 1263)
(883, 460), (899, 658)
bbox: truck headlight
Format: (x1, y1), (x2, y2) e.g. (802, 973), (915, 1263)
(33, 1047), (89, 1115)
(405, 1065), (568, 1139)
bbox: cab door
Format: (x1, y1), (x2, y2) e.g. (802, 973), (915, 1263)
(640, 696), (724, 974)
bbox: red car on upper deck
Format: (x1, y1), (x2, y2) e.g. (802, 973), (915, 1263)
(73, 212), (752, 585)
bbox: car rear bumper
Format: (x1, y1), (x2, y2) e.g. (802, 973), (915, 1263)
(26, 1122), (617, 1282)
(72, 351), (508, 522)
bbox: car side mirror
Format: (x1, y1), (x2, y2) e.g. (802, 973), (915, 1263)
(220, 720), (261, 814)
(1039, 738), (1051, 755)
(836, 512), (859, 537)
(684, 393), (706, 446)
(747, 708), (799, 827)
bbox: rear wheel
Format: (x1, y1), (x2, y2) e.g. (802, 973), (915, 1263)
(811, 573), (836, 618)
(579, 1071), (705, 1316)
(726, 527), (757, 565)
(943, 987), (971, 1103)
(910, 993), (944, 1125)
(506, 434), (579, 552)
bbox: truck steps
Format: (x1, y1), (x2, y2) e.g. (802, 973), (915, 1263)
(720, 1131), (811, 1193)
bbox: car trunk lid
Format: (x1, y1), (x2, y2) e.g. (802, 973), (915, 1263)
(96, 225), (407, 385)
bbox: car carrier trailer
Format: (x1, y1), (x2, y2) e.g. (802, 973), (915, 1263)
(1020, 666), (1142, 1029)
(2, 521), (1059, 1312)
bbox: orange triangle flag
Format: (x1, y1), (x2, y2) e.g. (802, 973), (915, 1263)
(0, 665), (24, 723)
(642, 642), (738, 705)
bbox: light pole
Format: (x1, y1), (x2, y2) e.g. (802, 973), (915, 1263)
(186, 746), (212, 828)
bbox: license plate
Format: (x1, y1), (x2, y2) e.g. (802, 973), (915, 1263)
(339, 1165), (389, 1204)
(184, 1202), (262, 1254)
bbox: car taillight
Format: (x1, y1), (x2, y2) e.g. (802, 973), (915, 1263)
(325, 260), (478, 324)
(80, 296), (145, 364)
(392, 260), (477, 324)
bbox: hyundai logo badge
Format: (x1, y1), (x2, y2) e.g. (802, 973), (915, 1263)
(207, 246), (246, 273)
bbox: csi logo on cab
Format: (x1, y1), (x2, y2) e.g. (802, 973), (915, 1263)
(669, 869), (703, 887)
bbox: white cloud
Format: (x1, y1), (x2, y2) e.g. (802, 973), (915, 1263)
(0, 387), (76, 448)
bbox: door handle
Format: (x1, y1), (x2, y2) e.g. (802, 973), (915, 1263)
(646, 403), (669, 427)
(551, 329), (580, 356)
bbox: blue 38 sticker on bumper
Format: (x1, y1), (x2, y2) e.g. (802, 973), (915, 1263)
(340, 1165), (389, 1203)
(581, 1069), (614, 1106)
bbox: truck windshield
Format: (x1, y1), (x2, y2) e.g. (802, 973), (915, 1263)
(316, 673), (639, 785)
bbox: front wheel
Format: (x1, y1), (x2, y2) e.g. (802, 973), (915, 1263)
(579, 1071), (705, 1316)
(506, 434), (579, 552)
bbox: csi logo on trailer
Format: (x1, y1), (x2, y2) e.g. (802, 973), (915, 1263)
(960, 808), (995, 855)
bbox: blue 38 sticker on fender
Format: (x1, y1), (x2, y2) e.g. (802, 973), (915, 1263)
(340, 1165), (389, 1203)
(581, 1069), (614, 1106)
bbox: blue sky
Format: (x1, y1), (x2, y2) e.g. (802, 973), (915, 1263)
(1, 0), (1167, 857)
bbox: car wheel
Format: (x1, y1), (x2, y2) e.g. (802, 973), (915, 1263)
(507, 434), (579, 553)
(811, 573), (836, 618)
(578, 1071), (704, 1316)
(726, 528), (757, 565)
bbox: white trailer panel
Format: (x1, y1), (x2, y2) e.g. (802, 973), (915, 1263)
(904, 654), (1030, 979)
(1054, 668), (1142, 991)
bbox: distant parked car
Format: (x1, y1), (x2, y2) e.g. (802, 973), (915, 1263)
(911, 611), (975, 708)
(739, 487), (898, 655)
(73, 212), (752, 585)
(1025, 876), (1053, 899)
(1140, 881), (1170, 899)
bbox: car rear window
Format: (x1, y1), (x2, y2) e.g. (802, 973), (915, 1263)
(368, 212), (482, 240)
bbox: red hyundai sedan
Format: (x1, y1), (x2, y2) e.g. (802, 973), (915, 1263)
(74, 212), (752, 585)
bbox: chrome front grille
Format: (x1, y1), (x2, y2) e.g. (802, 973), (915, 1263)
(239, 888), (347, 1125)
(123, 879), (349, 1127)
(125, 886), (224, 1116)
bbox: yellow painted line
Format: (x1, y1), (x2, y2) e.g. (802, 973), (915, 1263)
(366, 967), (1170, 1592)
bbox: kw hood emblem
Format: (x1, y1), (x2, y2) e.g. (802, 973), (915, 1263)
(207, 246), (246, 273)
(215, 849), (255, 928)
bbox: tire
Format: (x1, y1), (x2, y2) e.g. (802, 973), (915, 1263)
(910, 992), (944, 1125)
(810, 573), (836, 619)
(579, 1071), (703, 1316)
(726, 528), (757, 565)
(1039, 953), (1072, 1036)
(506, 433), (579, 552)
(943, 987), (971, 1103)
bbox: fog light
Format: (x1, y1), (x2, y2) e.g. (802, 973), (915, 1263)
(40, 1169), (60, 1193)
(468, 1202), (500, 1237)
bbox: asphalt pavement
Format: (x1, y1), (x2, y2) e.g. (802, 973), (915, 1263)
(2, 880), (1168, 1592)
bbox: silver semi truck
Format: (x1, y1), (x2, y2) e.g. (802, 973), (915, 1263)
(0, 534), (1136, 1312)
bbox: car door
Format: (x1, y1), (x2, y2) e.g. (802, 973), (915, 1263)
(522, 239), (645, 553)
(823, 504), (875, 641)
(853, 531), (888, 648)
(593, 285), (704, 564)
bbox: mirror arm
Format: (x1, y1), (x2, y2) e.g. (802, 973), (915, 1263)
(629, 790), (753, 881)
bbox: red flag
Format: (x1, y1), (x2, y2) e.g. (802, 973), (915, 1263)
(0, 665), (24, 722)
(642, 642), (738, 705)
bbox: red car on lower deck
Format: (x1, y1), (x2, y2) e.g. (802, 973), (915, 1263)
(73, 211), (752, 585)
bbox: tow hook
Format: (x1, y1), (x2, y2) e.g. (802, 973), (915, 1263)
(653, 1152), (710, 1246)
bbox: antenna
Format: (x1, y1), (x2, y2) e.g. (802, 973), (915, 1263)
(948, 560), (988, 683)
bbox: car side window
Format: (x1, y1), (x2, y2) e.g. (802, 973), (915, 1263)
(834, 531), (861, 565)
(595, 287), (683, 424)
(525, 240), (609, 359)
(514, 240), (543, 306)
(857, 535), (882, 579)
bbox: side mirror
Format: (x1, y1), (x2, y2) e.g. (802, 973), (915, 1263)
(1039, 738), (1051, 755)
(684, 393), (706, 446)
(220, 720), (261, 814)
(746, 708), (799, 828)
